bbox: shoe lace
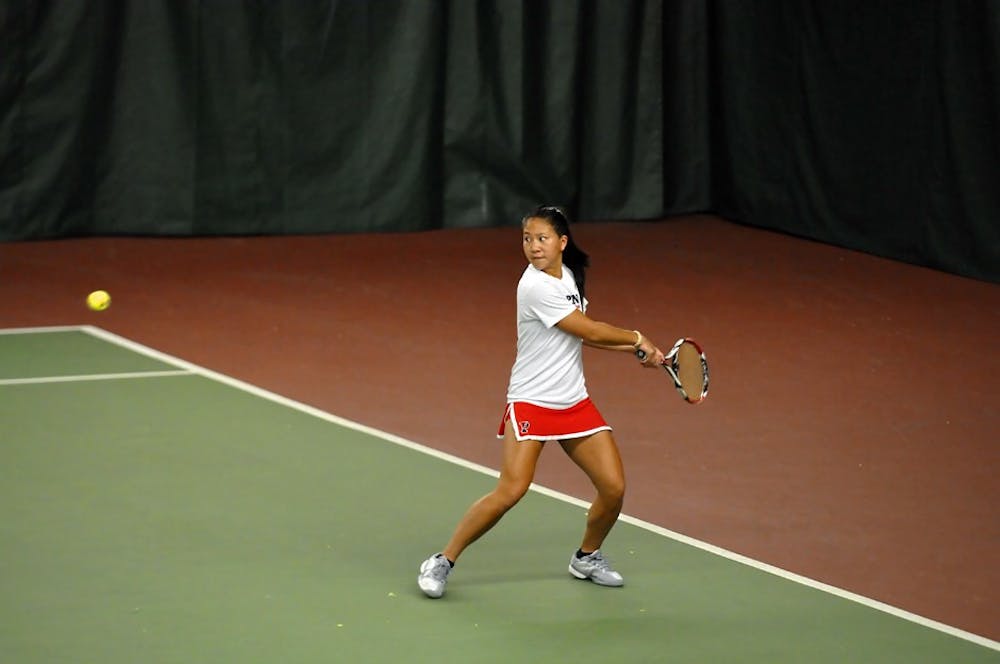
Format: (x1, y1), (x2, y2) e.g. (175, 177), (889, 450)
(428, 557), (450, 580)
(587, 551), (612, 570)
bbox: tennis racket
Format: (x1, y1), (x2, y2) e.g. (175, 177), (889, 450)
(637, 337), (710, 404)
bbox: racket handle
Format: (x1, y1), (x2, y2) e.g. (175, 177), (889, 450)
(637, 348), (667, 367)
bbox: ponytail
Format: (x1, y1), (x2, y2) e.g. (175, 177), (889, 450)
(523, 205), (590, 302)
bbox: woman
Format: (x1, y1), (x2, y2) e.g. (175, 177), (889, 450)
(417, 205), (665, 599)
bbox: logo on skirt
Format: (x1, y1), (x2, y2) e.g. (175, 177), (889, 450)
(520, 421), (531, 434)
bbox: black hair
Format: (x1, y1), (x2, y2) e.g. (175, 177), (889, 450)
(522, 205), (591, 302)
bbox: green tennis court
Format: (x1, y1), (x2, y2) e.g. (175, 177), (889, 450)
(1, 327), (995, 663)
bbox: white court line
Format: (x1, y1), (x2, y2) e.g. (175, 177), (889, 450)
(0, 370), (192, 386)
(6, 325), (996, 652)
(0, 325), (84, 335)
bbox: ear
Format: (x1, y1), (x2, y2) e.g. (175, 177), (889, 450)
(559, 235), (568, 251)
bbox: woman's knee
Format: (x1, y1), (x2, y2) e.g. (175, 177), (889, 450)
(599, 476), (626, 505)
(493, 480), (531, 510)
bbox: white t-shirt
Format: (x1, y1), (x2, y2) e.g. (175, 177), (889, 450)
(505, 264), (589, 408)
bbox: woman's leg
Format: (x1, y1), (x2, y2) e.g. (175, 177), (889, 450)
(441, 423), (544, 562)
(559, 430), (626, 553)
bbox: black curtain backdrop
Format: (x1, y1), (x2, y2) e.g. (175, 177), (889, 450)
(1, 1), (997, 280)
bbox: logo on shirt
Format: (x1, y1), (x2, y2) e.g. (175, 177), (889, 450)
(565, 294), (581, 308)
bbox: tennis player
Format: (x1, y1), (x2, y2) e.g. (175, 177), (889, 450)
(417, 205), (665, 599)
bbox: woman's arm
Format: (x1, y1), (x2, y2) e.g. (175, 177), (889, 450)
(582, 339), (635, 351)
(556, 310), (664, 365)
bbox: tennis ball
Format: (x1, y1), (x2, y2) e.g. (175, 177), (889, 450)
(86, 290), (111, 311)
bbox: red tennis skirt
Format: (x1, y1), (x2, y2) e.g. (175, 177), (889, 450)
(497, 398), (611, 442)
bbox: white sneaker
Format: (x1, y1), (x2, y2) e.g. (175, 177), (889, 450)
(417, 553), (452, 598)
(568, 550), (624, 587)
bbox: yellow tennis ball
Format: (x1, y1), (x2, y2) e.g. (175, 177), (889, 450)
(86, 290), (111, 311)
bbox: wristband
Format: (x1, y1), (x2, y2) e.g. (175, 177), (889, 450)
(632, 330), (643, 349)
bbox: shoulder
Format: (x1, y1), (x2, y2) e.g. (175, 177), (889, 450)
(519, 264), (574, 288)
(516, 264), (536, 286)
(519, 265), (571, 300)
(517, 265), (551, 293)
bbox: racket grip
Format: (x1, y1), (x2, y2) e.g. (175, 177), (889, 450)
(635, 349), (647, 361)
